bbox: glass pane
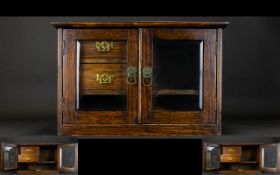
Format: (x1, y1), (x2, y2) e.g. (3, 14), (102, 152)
(207, 146), (220, 169)
(263, 146), (277, 168)
(152, 40), (203, 111)
(4, 146), (17, 169)
(61, 146), (75, 168)
(76, 40), (128, 111)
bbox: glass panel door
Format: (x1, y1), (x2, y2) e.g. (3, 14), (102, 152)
(141, 29), (216, 124)
(59, 143), (78, 172)
(152, 39), (203, 111)
(261, 144), (278, 173)
(205, 143), (220, 171)
(63, 29), (138, 124)
(2, 143), (18, 171)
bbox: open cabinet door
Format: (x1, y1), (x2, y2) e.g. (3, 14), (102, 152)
(260, 143), (279, 173)
(203, 143), (220, 171)
(1, 143), (18, 172)
(58, 143), (78, 173)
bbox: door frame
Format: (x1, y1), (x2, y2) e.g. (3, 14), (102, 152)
(58, 143), (78, 173)
(62, 29), (139, 125)
(141, 28), (217, 125)
(203, 142), (220, 171)
(260, 143), (280, 173)
(1, 143), (18, 172)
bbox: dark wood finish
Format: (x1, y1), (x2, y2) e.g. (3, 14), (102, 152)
(20, 146), (39, 155)
(216, 28), (223, 135)
(80, 40), (127, 63)
(222, 146), (241, 155)
(51, 21), (229, 29)
(80, 63), (126, 95)
(53, 21), (228, 136)
(16, 170), (58, 174)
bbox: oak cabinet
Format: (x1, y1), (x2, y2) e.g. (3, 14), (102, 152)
(52, 21), (228, 136)
(0, 142), (78, 174)
(204, 142), (280, 174)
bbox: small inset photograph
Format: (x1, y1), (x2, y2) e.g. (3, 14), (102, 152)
(203, 137), (280, 175)
(0, 136), (77, 175)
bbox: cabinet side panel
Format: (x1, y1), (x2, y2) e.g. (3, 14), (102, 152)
(57, 29), (63, 135)
(216, 28), (223, 134)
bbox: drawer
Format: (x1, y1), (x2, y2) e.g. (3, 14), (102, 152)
(18, 154), (39, 162)
(80, 40), (127, 63)
(80, 64), (127, 95)
(220, 154), (240, 162)
(222, 146), (241, 154)
(20, 146), (39, 154)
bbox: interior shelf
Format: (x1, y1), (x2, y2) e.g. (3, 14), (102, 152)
(154, 89), (199, 95)
(80, 90), (126, 95)
(19, 161), (56, 164)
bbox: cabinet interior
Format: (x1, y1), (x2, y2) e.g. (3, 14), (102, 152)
(17, 145), (58, 173)
(220, 145), (259, 172)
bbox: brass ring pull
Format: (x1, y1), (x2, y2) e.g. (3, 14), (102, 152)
(142, 67), (153, 87)
(127, 66), (137, 85)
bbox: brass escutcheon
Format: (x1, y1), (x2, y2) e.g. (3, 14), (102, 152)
(96, 41), (113, 52)
(96, 74), (114, 84)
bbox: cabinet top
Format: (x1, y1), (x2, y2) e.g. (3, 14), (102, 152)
(51, 21), (229, 29)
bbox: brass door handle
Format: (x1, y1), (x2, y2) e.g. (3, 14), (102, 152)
(127, 66), (137, 85)
(142, 67), (152, 86)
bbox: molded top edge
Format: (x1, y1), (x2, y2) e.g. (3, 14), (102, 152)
(51, 21), (229, 29)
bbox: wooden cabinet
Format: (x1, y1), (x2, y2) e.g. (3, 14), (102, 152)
(52, 21), (229, 136)
(204, 142), (280, 174)
(0, 143), (78, 174)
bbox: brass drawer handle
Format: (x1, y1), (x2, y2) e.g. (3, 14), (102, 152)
(96, 74), (114, 84)
(142, 67), (152, 87)
(127, 66), (137, 85)
(25, 157), (31, 161)
(96, 41), (113, 52)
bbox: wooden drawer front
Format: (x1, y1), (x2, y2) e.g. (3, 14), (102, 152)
(80, 40), (127, 64)
(222, 146), (241, 154)
(18, 154), (39, 162)
(80, 64), (127, 95)
(220, 155), (240, 162)
(20, 146), (39, 154)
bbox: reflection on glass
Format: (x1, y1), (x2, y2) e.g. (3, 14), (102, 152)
(152, 40), (203, 111)
(61, 146), (75, 168)
(207, 146), (220, 169)
(76, 41), (128, 111)
(263, 146), (277, 168)
(4, 146), (17, 169)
